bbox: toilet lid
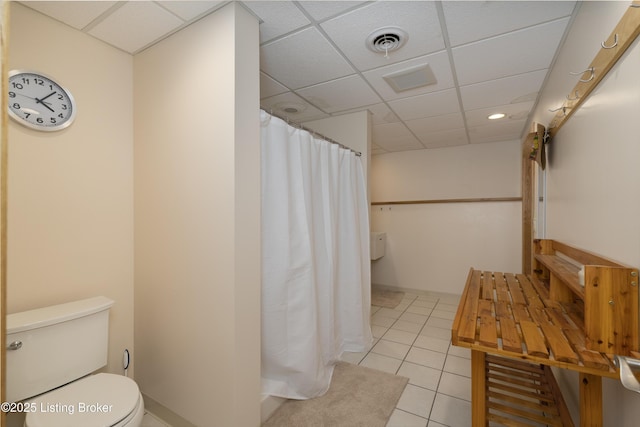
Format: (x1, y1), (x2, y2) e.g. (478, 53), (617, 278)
(25, 373), (140, 427)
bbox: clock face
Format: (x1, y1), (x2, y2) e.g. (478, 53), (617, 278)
(8, 70), (76, 131)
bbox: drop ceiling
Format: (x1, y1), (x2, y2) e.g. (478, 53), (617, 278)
(18, 1), (578, 155)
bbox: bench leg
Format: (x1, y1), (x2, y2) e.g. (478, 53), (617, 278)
(579, 373), (602, 427)
(471, 350), (487, 427)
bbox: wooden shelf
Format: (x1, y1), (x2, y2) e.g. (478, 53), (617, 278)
(533, 239), (638, 355)
(534, 253), (584, 299)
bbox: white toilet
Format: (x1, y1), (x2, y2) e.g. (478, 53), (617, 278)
(6, 296), (144, 427)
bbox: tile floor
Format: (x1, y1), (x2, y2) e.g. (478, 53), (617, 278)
(341, 290), (471, 427)
(142, 411), (172, 427)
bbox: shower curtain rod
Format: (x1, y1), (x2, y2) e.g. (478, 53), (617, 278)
(261, 109), (362, 157)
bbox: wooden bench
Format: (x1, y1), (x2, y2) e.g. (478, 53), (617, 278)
(452, 239), (640, 426)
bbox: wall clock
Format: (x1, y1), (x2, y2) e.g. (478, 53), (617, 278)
(8, 70), (76, 131)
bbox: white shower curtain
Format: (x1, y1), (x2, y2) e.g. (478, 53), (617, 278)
(260, 110), (373, 399)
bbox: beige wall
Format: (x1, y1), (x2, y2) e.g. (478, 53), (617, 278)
(370, 141), (522, 294)
(134, 3), (261, 426)
(529, 3), (640, 425)
(7, 3), (134, 376)
(541, 34), (640, 427)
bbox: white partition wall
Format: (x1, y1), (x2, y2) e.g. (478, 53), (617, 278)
(134, 4), (260, 426)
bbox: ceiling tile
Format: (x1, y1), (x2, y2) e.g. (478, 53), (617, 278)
(388, 89), (460, 121)
(371, 144), (388, 156)
(372, 122), (423, 152)
(260, 73), (289, 98)
(405, 113), (465, 136)
(159, 1), (225, 21)
(460, 69), (547, 111)
(243, 1), (310, 43)
(465, 101), (534, 127)
(296, 75), (381, 113)
(420, 128), (469, 149)
(339, 103), (400, 125)
(88, 2), (183, 53)
(443, 1), (576, 47)
(363, 51), (454, 101)
(468, 120), (527, 144)
(297, 1), (367, 22)
(452, 18), (570, 86)
(321, 1), (444, 71)
(21, 1), (117, 30)
(260, 27), (354, 90)
(261, 92), (329, 122)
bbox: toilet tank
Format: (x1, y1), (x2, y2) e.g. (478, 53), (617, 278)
(6, 296), (114, 403)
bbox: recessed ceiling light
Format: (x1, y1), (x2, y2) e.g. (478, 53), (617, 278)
(488, 113), (506, 120)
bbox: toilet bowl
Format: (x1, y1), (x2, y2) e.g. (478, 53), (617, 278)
(24, 374), (144, 427)
(6, 297), (144, 427)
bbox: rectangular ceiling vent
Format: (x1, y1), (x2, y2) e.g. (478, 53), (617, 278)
(383, 63), (437, 93)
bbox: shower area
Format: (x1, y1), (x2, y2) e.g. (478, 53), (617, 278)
(260, 110), (374, 400)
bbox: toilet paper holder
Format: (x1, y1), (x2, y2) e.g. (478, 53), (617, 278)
(614, 355), (640, 394)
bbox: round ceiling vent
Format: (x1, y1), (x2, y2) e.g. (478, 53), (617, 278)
(366, 27), (408, 55)
(274, 102), (307, 115)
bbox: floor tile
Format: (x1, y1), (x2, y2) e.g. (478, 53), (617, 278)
(386, 409), (428, 427)
(435, 302), (458, 313)
(142, 413), (171, 427)
(397, 361), (442, 390)
(371, 325), (389, 339)
(443, 355), (471, 378)
(371, 339), (411, 360)
(447, 344), (471, 359)
(406, 305), (434, 316)
(382, 328), (419, 345)
(430, 310), (456, 320)
(419, 325), (452, 340)
(399, 312), (429, 325)
(429, 393), (472, 427)
(416, 295), (439, 302)
(396, 384), (436, 419)
(391, 320), (423, 333)
(405, 347), (446, 370)
(371, 306), (381, 315)
(371, 313), (396, 328)
(360, 352), (402, 374)
(413, 335), (450, 353)
(437, 371), (471, 401)
(426, 316), (453, 329)
(376, 307), (404, 319)
(411, 299), (437, 309)
(427, 421), (448, 427)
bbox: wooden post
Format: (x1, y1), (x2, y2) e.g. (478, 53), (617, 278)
(579, 373), (603, 427)
(1, 1), (9, 424)
(471, 350), (487, 427)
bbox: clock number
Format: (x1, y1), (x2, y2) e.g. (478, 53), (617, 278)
(21, 77), (30, 85)
(61, 104), (67, 110)
(12, 103), (20, 109)
(9, 91), (16, 98)
(36, 118), (43, 124)
(50, 118), (57, 124)
(58, 113), (64, 119)
(11, 82), (23, 90)
(34, 78), (44, 86)
(57, 94), (64, 100)
(24, 113), (31, 119)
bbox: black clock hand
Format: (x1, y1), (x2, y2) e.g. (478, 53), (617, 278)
(35, 91), (57, 113)
(35, 96), (55, 113)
